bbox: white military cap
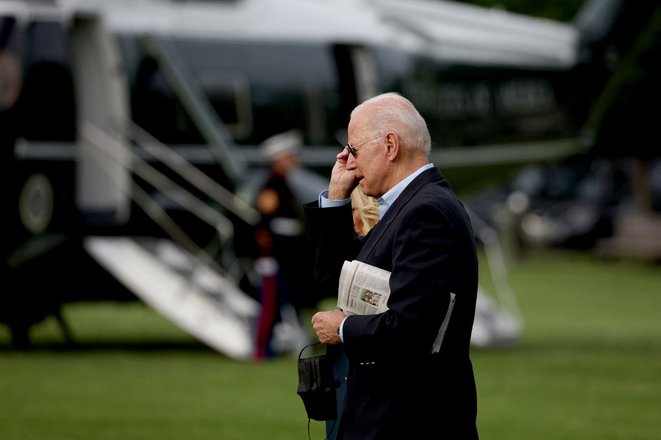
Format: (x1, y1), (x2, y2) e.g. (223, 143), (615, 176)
(260, 129), (302, 160)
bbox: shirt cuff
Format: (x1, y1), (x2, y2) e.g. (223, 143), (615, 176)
(319, 190), (351, 208)
(338, 316), (348, 343)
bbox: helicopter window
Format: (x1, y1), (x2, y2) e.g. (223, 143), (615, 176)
(178, 39), (336, 144)
(130, 54), (254, 144)
(128, 38), (340, 146)
(196, 70), (253, 140)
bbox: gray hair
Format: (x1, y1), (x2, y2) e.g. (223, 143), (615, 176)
(351, 92), (431, 156)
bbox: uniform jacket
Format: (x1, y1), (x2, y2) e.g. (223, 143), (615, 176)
(304, 166), (479, 440)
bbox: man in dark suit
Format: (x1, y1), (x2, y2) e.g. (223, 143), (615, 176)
(305, 92), (479, 439)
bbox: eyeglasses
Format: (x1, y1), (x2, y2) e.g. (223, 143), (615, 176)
(345, 134), (383, 158)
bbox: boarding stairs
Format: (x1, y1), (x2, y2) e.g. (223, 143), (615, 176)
(80, 117), (268, 360)
(85, 236), (259, 359)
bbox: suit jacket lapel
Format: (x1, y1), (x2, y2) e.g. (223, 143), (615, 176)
(358, 167), (443, 260)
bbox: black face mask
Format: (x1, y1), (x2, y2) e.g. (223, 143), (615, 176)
(297, 342), (337, 421)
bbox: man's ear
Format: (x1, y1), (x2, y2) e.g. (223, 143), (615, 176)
(384, 132), (399, 161)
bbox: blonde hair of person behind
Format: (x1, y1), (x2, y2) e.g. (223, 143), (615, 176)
(351, 187), (380, 236)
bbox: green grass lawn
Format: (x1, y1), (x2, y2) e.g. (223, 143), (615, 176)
(1, 250), (660, 439)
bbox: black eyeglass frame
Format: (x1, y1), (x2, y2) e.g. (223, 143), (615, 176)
(345, 134), (383, 158)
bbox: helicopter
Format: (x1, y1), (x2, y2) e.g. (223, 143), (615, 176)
(1, 0), (654, 356)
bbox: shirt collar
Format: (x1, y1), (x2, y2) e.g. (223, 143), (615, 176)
(378, 163), (434, 218)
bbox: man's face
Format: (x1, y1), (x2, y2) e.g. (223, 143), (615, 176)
(346, 116), (388, 199)
(346, 137), (387, 199)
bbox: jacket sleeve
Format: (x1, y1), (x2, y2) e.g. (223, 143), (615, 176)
(303, 201), (361, 299)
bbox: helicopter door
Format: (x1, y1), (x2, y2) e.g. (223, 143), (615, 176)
(69, 14), (131, 226)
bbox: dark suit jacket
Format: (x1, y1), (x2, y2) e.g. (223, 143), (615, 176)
(304, 167), (479, 440)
